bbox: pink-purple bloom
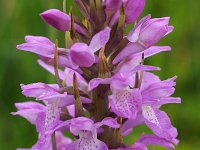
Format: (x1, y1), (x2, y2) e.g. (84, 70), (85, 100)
(13, 0), (181, 150)
(109, 0), (145, 25)
(69, 27), (111, 67)
(40, 9), (86, 35)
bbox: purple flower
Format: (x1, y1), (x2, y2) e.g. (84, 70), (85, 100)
(69, 27), (111, 67)
(123, 0), (146, 24)
(40, 9), (71, 32)
(136, 134), (177, 149)
(114, 134), (176, 150)
(88, 64), (160, 91)
(103, 0), (121, 16)
(16, 36), (76, 68)
(20, 82), (91, 106)
(11, 101), (45, 125)
(109, 88), (142, 119)
(114, 46), (171, 72)
(113, 15), (174, 64)
(12, 101), (69, 150)
(121, 72), (181, 141)
(14, 0), (181, 149)
(52, 117), (120, 150)
(127, 16), (174, 45)
(110, 0), (146, 25)
(40, 9), (85, 34)
(89, 71), (180, 142)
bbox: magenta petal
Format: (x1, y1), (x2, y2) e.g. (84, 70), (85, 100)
(14, 101), (45, 110)
(38, 60), (67, 79)
(142, 106), (178, 141)
(67, 135), (108, 150)
(124, 0), (146, 24)
(88, 78), (112, 91)
(89, 27), (111, 52)
(165, 25), (174, 36)
(142, 76), (177, 99)
(141, 46), (171, 58)
(104, 0), (121, 16)
(12, 108), (44, 125)
(115, 46), (170, 74)
(95, 117), (120, 129)
(140, 72), (161, 90)
(44, 101), (60, 131)
(16, 42), (54, 57)
(70, 117), (95, 136)
(25, 35), (53, 45)
(140, 17), (173, 46)
(152, 97), (181, 107)
(40, 9), (71, 32)
(109, 88), (142, 119)
(131, 65), (160, 73)
(36, 92), (68, 101)
(70, 43), (95, 67)
(11, 102), (45, 125)
(17, 35), (74, 68)
(137, 134), (176, 149)
(113, 42), (145, 65)
(127, 15), (151, 43)
(20, 83), (59, 99)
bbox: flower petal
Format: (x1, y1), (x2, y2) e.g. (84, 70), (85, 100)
(137, 134), (176, 149)
(89, 27), (111, 52)
(113, 42), (145, 65)
(40, 9), (71, 32)
(127, 15), (151, 43)
(124, 0), (146, 24)
(142, 106), (178, 141)
(88, 78), (111, 91)
(95, 117), (120, 129)
(109, 88), (142, 119)
(70, 43), (95, 67)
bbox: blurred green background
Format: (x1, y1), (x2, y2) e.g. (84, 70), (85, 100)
(0, 0), (199, 149)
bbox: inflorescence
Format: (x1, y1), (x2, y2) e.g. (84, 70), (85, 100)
(12, 0), (181, 149)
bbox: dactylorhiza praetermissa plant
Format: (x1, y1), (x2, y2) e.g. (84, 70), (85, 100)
(12, 0), (181, 149)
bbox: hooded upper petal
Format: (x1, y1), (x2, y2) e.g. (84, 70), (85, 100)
(128, 16), (174, 47)
(69, 43), (95, 67)
(104, 0), (121, 16)
(40, 9), (71, 32)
